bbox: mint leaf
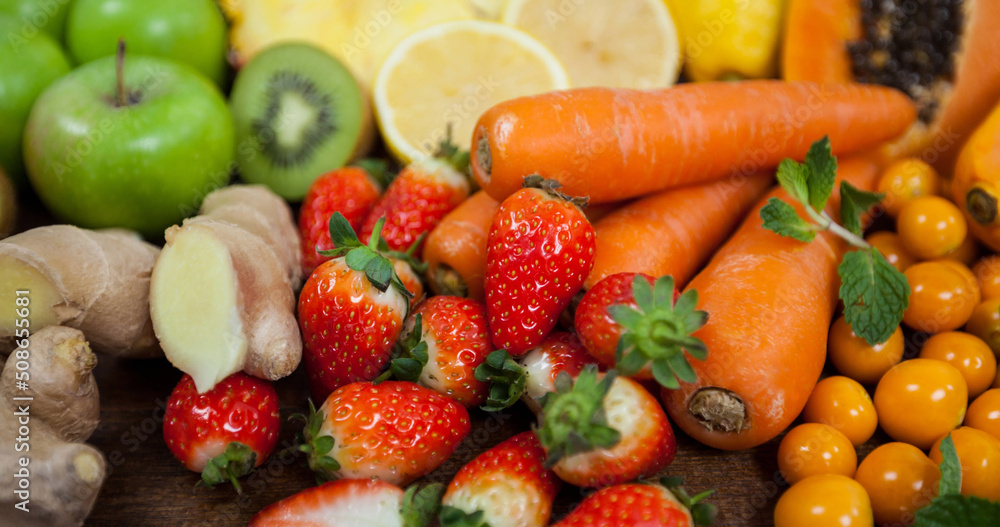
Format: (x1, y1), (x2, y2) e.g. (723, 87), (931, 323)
(804, 136), (837, 211)
(760, 198), (816, 243)
(776, 158), (810, 205)
(938, 434), (962, 496)
(839, 248), (909, 345)
(915, 495), (1000, 527)
(840, 182), (884, 236)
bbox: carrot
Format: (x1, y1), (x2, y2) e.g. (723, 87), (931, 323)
(582, 201), (624, 224)
(423, 191), (500, 301)
(660, 156), (880, 451)
(471, 81), (915, 203)
(586, 171), (773, 290)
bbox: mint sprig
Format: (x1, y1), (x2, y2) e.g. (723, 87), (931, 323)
(760, 137), (909, 346)
(914, 434), (1000, 526)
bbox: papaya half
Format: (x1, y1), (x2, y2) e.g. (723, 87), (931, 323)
(783, 0), (1000, 175)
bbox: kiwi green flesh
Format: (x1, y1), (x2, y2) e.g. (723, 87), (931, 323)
(847, 0), (963, 124)
(230, 43), (365, 201)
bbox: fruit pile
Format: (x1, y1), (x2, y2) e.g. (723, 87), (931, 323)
(3, 0), (1000, 526)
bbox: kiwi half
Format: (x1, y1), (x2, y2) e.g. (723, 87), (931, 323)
(230, 43), (373, 200)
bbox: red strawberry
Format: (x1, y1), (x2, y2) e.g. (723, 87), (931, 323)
(298, 214), (413, 402)
(382, 296), (493, 407)
(163, 372), (280, 492)
(536, 365), (676, 488)
(518, 332), (596, 414)
(553, 478), (716, 527)
(440, 431), (560, 527)
(485, 176), (596, 355)
(297, 381), (470, 486)
(360, 138), (470, 256)
(575, 273), (707, 389)
(249, 479), (444, 527)
(298, 161), (386, 275)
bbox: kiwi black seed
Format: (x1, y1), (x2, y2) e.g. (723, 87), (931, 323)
(230, 43), (371, 201)
(847, 0), (963, 124)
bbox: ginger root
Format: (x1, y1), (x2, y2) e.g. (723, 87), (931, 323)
(1, 326), (107, 527)
(0, 226), (160, 358)
(199, 184), (303, 289)
(0, 166), (15, 239)
(151, 185), (302, 393)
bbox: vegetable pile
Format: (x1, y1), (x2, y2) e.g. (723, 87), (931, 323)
(4, 1), (1000, 526)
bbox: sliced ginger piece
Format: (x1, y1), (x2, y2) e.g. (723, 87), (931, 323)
(152, 212), (301, 393)
(150, 223), (248, 392)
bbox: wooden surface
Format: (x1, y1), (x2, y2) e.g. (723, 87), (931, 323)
(10, 194), (884, 527)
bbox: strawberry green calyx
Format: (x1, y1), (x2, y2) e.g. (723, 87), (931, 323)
(379, 314), (430, 383)
(473, 349), (526, 412)
(200, 441), (257, 494)
(320, 212), (414, 302)
(536, 365), (620, 467)
(292, 400), (340, 483)
(433, 123), (472, 175)
(401, 483), (446, 527)
(438, 506), (489, 527)
(354, 158), (393, 190)
(610, 275), (708, 390)
(522, 174), (589, 209)
(658, 477), (717, 526)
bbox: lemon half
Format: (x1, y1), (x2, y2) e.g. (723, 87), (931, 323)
(373, 20), (570, 163)
(502, 0), (681, 89)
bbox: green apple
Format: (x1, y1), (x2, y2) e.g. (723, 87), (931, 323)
(24, 48), (235, 237)
(0, 0), (74, 42)
(66, 0), (227, 86)
(0, 14), (71, 188)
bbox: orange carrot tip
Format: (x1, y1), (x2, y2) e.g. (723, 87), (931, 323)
(761, 137), (909, 345)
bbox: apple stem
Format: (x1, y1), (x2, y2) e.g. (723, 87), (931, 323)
(116, 39), (127, 108)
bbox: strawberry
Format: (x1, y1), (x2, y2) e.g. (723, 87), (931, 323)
(464, 331), (596, 414)
(163, 372), (280, 492)
(381, 296), (493, 407)
(439, 431), (560, 527)
(536, 365), (677, 488)
(575, 273), (708, 389)
(512, 331), (597, 414)
(552, 478), (717, 527)
(360, 135), (470, 256)
(298, 213), (414, 402)
(249, 478), (444, 527)
(298, 160), (387, 275)
(296, 380), (470, 486)
(485, 176), (596, 355)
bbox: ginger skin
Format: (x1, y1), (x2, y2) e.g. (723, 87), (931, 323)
(0, 326), (107, 527)
(0, 226), (160, 358)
